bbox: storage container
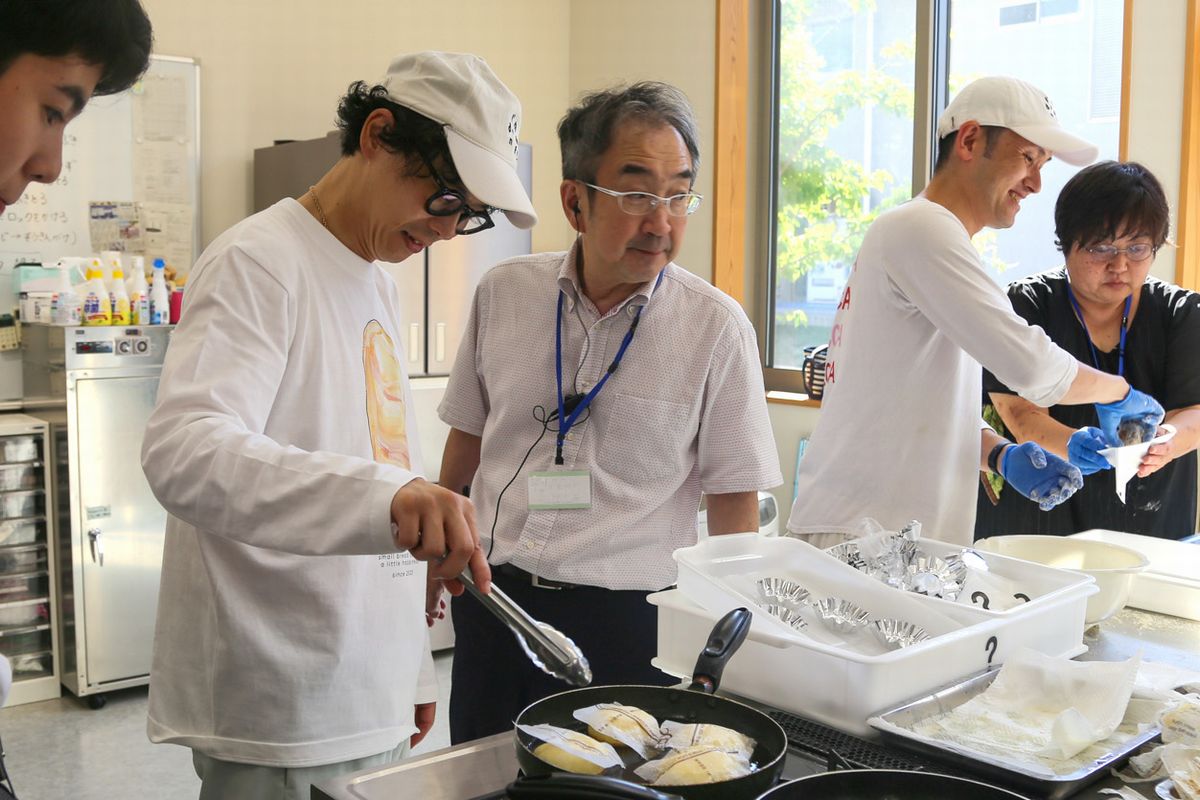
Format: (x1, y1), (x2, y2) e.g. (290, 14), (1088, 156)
(0, 490), (41, 518)
(0, 436), (39, 463)
(0, 463), (39, 491)
(8, 651), (52, 677)
(1070, 530), (1200, 621)
(0, 599), (48, 627)
(0, 545), (47, 574)
(659, 534), (1092, 735)
(0, 518), (43, 547)
(0, 572), (48, 601)
(0, 626), (51, 657)
(915, 539), (1099, 649)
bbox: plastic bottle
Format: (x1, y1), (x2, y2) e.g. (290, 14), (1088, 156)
(149, 258), (169, 325)
(127, 255), (149, 325)
(109, 264), (131, 325)
(81, 259), (112, 326)
(50, 266), (82, 325)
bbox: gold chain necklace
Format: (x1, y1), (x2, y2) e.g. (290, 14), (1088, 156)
(308, 185), (329, 228)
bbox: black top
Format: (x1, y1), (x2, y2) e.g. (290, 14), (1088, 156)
(976, 269), (1200, 540)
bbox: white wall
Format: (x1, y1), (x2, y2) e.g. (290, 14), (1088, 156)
(140, 0), (720, 275)
(140, 0), (573, 255)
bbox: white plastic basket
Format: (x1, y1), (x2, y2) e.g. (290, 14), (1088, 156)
(660, 534), (1093, 735)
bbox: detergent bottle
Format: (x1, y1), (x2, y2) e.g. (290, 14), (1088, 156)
(149, 258), (170, 325)
(82, 259), (112, 326)
(127, 255), (149, 325)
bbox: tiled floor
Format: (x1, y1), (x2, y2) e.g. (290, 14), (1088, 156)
(0, 651), (455, 800)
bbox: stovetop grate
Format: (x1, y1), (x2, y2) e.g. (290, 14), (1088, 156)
(768, 709), (968, 775)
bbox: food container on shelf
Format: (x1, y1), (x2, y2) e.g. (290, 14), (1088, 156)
(0, 518), (43, 547)
(0, 626), (51, 657)
(0, 463), (38, 492)
(1070, 529), (1200, 621)
(975, 535), (1148, 625)
(657, 534), (1093, 735)
(0, 599), (48, 628)
(0, 572), (48, 601)
(0, 490), (41, 519)
(0, 545), (47, 574)
(0, 437), (38, 463)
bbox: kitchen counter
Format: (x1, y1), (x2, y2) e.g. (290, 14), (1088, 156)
(313, 606), (1200, 800)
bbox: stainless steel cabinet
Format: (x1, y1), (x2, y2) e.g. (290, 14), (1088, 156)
(0, 414), (59, 706)
(23, 324), (171, 707)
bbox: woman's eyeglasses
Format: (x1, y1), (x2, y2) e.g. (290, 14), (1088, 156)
(1081, 243), (1155, 263)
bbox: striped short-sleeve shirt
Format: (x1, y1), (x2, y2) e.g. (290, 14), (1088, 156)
(438, 245), (781, 591)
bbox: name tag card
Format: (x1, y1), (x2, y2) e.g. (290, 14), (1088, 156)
(528, 470), (592, 510)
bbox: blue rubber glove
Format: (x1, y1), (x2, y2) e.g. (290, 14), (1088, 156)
(1094, 388), (1165, 446)
(1067, 427), (1114, 475)
(1000, 442), (1084, 511)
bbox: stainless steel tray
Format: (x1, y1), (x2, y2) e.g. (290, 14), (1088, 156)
(868, 669), (1162, 800)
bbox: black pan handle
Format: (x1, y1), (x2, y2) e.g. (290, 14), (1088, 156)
(505, 773), (683, 800)
(687, 607), (751, 694)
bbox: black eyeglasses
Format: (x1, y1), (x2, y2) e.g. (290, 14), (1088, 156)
(421, 155), (495, 235)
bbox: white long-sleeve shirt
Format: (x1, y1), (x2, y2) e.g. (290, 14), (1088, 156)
(789, 196), (1078, 545)
(142, 199), (436, 767)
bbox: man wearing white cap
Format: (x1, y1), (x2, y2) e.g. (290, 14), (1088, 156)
(787, 76), (1164, 548)
(140, 52), (535, 799)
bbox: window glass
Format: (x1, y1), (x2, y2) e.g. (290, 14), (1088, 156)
(948, 0), (1123, 283)
(770, 0), (916, 370)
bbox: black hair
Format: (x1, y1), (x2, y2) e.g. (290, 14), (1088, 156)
(557, 81), (700, 186)
(1054, 160), (1170, 253)
(0, 0), (153, 96)
(933, 125), (1005, 172)
(334, 81), (457, 183)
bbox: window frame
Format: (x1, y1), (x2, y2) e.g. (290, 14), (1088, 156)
(760, 0), (948, 393)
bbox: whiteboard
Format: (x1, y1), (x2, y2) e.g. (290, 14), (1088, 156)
(0, 55), (201, 280)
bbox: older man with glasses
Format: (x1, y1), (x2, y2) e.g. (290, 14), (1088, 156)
(436, 81), (781, 743)
(977, 160), (1200, 541)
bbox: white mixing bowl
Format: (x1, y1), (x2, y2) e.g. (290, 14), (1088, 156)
(975, 535), (1149, 625)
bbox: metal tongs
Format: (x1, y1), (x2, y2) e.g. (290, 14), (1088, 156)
(458, 571), (592, 687)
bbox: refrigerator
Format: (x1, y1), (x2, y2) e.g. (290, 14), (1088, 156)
(253, 134), (534, 377)
(22, 324), (172, 706)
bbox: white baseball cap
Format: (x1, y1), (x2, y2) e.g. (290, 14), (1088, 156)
(936, 76), (1098, 166)
(382, 51), (537, 229)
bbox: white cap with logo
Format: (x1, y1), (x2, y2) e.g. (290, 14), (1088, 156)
(382, 51), (537, 229)
(936, 76), (1098, 166)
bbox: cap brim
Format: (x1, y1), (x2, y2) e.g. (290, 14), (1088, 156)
(1009, 124), (1099, 167)
(445, 128), (538, 229)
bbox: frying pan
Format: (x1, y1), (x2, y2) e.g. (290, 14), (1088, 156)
(511, 608), (787, 800)
(756, 769), (1032, 799)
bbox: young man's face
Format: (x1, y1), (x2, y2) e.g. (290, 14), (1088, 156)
(971, 128), (1051, 231)
(0, 53), (102, 215)
(353, 110), (488, 264)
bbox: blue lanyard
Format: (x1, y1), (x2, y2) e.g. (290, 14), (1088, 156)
(1065, 282), (1131, 377)
(554, 270), (664, 463)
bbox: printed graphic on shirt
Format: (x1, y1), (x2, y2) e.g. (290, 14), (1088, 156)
(362, 319), (411, 469)
(825, 259), (857, 388)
